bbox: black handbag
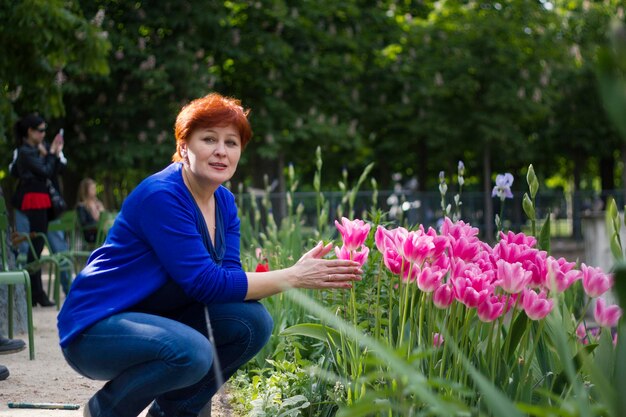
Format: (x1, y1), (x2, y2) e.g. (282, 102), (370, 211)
(47, 179), (67, 221)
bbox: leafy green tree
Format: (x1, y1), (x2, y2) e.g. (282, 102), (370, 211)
(366, 1), (563, 237)
(0, 0), (110, 144)
(544, 0), (623, 192)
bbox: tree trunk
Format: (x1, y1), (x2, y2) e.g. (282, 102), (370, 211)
(417, 138), (428, 192)
(600, 154), (615, 208)
(483, 147), (494, 243)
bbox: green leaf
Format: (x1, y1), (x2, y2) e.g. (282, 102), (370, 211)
(336, 398), (392, 417)
(606, 197), (619, 238)
(538, 213), (551, 252)
(612, 261), (626, 417)
(551, 344), (598, 394)
(516, 403), (575, 417)
(611, 233), (624, 261)
(506, 313), (529, 363)
(280, 323), (341, 346)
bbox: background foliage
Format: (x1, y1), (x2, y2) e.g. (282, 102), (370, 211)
(1, 0), (624, 211)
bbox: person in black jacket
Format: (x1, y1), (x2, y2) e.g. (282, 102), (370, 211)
(11, 114), (64, 307)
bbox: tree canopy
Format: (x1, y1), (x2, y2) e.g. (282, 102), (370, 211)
(1, 0), (624, 208)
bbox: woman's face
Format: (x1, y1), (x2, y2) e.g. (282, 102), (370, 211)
(184, 124), (242, 187)
(87, 183), (97, 198)
(27, 123), (46, 144)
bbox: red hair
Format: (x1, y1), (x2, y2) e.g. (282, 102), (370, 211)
(172, 93), (252, 162)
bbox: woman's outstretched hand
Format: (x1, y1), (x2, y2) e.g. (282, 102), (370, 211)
(290, 241), (362, 289)
(245, 241), (363, 300)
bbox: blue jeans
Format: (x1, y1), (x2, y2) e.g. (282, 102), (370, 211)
(46, 229), (71, 294)
(62, 301), (273, 417)
(14, 210), (71, 294)
(14, 209), (30, 258)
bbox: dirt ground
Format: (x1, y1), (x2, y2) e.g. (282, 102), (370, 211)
(0, 286), (235, 417)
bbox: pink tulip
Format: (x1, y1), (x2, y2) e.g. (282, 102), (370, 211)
(433, 283), (454, 309)
(354, 246), (369, 266)
(524, 250), (549, 288)
(581, 263), (613, 298)
(402, 231), (435, 264)
(575, 322), (593, 345)
(375, 225), (392, 253)
(392, 227), (409, 257)
(417, 266), (444, 293)
(477, 295), (505, 322)
(335, 245), (369, 266)
(449, 236), (482, 262)
(383, 247), (404, 275)
(522, 288), (553, 320)
(440, 217), (480, 241)
(545, 257), (582, 293)
(334, 217), (371, 251)
(434, 255), (451, 273)
(383, 247), (416, 281)
(433, 333), (444, 347)
(498, 230), (537, 248)
(594, 298), (622, 328)
(494, 242), (548, 288)
(335, 245), (349, 259)
(496, 259), (532, 294)
(452, 272), (491, 308)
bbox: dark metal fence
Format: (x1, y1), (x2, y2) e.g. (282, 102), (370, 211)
(237, 188), (625, 241)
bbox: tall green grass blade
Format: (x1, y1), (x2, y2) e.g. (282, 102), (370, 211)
(281, 323), (341, 346)
(551, 344), (598, 393)
(545, 313), (592, 416)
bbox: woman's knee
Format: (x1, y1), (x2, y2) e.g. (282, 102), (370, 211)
(240, 301), (274, 346)
(163, 332), (213, 382)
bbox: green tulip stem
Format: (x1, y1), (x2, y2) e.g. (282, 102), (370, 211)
(574, 297), (593, 331)
(493, 312), (506, 383)
(398, 263), (413, 349)
(415, 290), (426, 359)
(486, 318), (497, 381)
(407, 287), (421, 359)
(499, 199), (506, 233)
(374, 257), (384, 341)
(388, 270), (395, 348)
(439, 305), (452, 382)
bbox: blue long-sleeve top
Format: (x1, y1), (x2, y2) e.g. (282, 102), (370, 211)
(57, 163), (249, 347)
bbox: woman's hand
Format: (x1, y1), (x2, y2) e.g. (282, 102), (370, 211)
(288, 241), (362, 290)
(37, 143), (48, 157)
(245, 241), (363, 300)
(50, 133), (64, 155)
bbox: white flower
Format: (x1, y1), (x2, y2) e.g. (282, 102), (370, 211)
(492, 173), (514, 200)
